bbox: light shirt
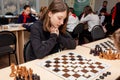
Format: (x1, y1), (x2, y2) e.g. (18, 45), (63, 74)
(80, 13), (100, 32)
(67, 14), (79, 32)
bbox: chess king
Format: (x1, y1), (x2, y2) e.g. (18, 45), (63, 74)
(112, 28), (120, 53)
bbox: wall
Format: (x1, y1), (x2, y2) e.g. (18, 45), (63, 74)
(39, 0), (118, 14)
(94, 0), (117, 13)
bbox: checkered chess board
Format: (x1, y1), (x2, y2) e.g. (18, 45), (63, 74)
(39, 52), (110, 80)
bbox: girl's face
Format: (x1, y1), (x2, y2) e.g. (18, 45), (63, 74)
(24, 7), (31, 15)
(48, 11), (67, 28)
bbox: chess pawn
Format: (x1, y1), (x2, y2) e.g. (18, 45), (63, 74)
(107, 50), (112, 60)
(20, 66), (25, 78)
(103, 52), (107, 59)
(113, 53), (116, 60)
(116, 54), (119, 59)
(118, 54), (120, 59)
(25, 71), (29, 80)
(29, 68), (33, 80)
(115, 53), (120, 59)
(10, 63), (16, 77)
(99, 52), (103, 59)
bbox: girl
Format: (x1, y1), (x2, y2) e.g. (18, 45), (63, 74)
(30, 0), (76, 60)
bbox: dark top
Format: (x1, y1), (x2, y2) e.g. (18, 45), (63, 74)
(30, 21), (76, 60)
(114, 2), (120, 26)
(18, 14), (36, 23)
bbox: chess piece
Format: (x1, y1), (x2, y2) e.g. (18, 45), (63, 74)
(10, 63), (16, 77)
(25, 71), (29, 80)
(29, 68), (33, 80)
(99, 52), (103, 58)
(99, 76), (104, 79)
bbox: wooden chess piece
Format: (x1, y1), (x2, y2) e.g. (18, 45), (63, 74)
(25, 71), (29, 80)
(107, 49), (112, 60)
(10, 63), (16, 77)
(99, 52), (103, 58)
(103, 52), (107, 59)
(29, 68), (33, 80)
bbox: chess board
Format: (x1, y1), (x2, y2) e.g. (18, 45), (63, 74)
(83, 38), (117, 53)
(39, 52), (110, 80)
(97, 40), (116, 52)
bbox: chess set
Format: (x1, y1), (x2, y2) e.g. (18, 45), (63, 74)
(39, 52), (110, 80)
(9, 63), (40, 80)
(89, 40), (120, 60)
(91, 40), (116, 52)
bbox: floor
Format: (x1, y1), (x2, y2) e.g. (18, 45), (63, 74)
(0, 31), (30, 69)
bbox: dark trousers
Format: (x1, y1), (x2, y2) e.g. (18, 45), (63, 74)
(78, 29), (93, 45)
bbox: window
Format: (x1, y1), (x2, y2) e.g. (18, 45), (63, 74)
(0, 0), (2, 15)
(3, 0), (17, 15)
(0, 0), (39, 15)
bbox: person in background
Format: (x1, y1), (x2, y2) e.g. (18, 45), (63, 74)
(111, 0), (120, 33)
(66, 7), (79, 38)
(99, 8), (108, 33)
(39, 6), (48, 20)
(30, 0), (76, 60)
(18, 5), (37, 23)
(98, 1), (108, 15)
(79, 6), (100, 44)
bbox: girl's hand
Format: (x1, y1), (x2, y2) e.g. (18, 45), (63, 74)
(50, 26), (59, 36)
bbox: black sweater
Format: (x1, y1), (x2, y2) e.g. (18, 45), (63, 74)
(30, 21), (76, 60)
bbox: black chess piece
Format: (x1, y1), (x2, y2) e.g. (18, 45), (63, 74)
(106, 71), (111, 75)
(103, 73), (107, 77)
(32, 74), (40, 80)
(70, 58), (75, 61)
(45, 63), (51, 67)
(99, 76), (104, 79)
(69, 53), (74, 55)
(53, 68), (60, 72)
(54, 60), (59, 63)
(90, 49), (93, 54)
(116, 76), (120, 80)
(45, 60), (51, 63)
(77, 55), (82, 58)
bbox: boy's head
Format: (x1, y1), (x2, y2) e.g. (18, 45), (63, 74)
(23, 5), (31, 15)
(100, 8), (107, 15)
(103, 1), (108, 7)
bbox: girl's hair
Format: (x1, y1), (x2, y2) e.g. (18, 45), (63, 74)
(83, 6), (93, 17)
(39, 6), (48, 20)
(41, 0), (69, 34)
(112, 28), (120, 51)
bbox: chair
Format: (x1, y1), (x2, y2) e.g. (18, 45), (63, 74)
(24, 40), (32, 62)
(72, 23), (84, 38)
(0, 31), (18, 65)
(72, 23), (84, 35)
(91, 25), (105, 41)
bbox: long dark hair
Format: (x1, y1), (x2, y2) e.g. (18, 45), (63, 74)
(83, 6), (93, 17)
(41, 0), (69, 34)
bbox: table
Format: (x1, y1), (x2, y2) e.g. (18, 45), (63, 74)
(82, 38), (114, 49)
(0, 45), (120, 80)
(0, 15), (18, 24)
(0, 24), (26, 64)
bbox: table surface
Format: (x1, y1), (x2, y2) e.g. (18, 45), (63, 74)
(0, 24), (25, 32)
(0, 41), (120, 80)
